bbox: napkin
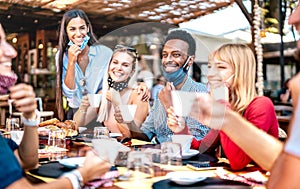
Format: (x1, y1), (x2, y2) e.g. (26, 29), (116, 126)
(216, 168), (266, 186)
(92, 139), (130, 164)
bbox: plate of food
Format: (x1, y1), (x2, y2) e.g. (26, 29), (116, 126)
(166, 171), (207, 185)
(58, 157), (86, 169)
(38, 118), (78, 137)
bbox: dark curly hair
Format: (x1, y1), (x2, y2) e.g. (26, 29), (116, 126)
(164, 29), (196, 56)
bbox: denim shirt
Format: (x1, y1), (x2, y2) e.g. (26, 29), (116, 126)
(61, 44), (113, 108)
(140, 76), (210, 143)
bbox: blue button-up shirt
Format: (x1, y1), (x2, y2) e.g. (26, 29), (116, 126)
(61, 45), (113, 108)
(140, 76), (210, 143)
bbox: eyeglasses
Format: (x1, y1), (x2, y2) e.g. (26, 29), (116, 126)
(114, 44), (138, 58)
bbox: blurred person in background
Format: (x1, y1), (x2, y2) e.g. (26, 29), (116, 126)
(137, 55), (154, 90)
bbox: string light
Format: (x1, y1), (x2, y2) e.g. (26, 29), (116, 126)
(253, 0), (264, 96)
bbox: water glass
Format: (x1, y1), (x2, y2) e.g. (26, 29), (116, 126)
(94, 126), (109, 139)
(127, 151), (154, 181)
(48, 129), (66, 160)
(6, 118), (20, 131)
(160, 142), (182, 166)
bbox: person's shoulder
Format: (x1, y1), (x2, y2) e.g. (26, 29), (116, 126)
(187, 78), (207, 92)
(251, 96), (273, 105)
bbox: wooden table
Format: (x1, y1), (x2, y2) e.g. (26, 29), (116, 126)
(27, 139), (268, 189)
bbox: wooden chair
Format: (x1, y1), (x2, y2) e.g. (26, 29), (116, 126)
(274, 104), (293, 134)
(8, 97), (54, 123)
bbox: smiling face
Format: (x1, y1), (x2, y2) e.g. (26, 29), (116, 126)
(108, 51), (135, 82)
(0, 24), (17, 76)
(207, 58), (234, 89)
(66, 16), (89, 47)
(161, 39), (191, 73)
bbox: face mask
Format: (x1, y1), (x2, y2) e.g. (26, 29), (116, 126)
(68, 35), (90, 50)
(108, 75), (130, 92)
(162, 56), (191, 87)
(0, 73), (17, 95)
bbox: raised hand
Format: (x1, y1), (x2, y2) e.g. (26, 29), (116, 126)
(9, 83), (37, 119)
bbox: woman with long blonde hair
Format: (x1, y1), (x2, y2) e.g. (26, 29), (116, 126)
(74, 45), (149, 138)
(168, 43), (278, 170)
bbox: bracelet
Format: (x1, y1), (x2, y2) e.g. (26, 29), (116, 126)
(21, 109), (41, 127)
(63, 170), (84, 189)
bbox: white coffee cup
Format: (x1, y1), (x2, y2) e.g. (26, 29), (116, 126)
(87, 94), (102, 108)
(92, 138), (130, 164)
(171, 134), (193, 153)
(171, 91), (197, 116)
(10, 130), (24, 145)
(118, 104), (137, 123)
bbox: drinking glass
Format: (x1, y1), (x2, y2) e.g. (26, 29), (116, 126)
(94, 126), (109, 139)
(6, 118), (20, 131)
(127, 151), (154, 181)
(160, 142), (182, 166)
(48, 129), (66, 160)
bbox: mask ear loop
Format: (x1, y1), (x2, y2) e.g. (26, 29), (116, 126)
(224, 74), (235, 88)
(183, 56), (191, 72)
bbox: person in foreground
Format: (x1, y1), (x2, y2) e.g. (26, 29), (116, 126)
(0, 23), (111, 189)
(189, 70), (300, 187)
(74, 45), (149, 138)
(128, 29), (209, 144)
(168, 43), (279, 170)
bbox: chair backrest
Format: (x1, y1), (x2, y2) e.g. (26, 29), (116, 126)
(274, 105), (293, 116)
(8, 97), (44, 116)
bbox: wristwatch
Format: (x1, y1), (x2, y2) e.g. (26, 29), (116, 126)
(21, 109), (41, 127)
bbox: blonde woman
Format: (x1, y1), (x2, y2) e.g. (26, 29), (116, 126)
(168, 43), (279, 170)
(74, 45), (149, 138)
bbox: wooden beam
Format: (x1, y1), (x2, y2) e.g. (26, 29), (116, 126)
(103, 0), (171, 16)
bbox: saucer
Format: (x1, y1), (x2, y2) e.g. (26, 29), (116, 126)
(182, 149), (199, 159)
(166, 171), (206, 185)
(109, 133), (122, 138)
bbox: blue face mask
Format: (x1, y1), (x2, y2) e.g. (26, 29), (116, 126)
(162, 56), (191, 86)
(68, 35), (90, 50)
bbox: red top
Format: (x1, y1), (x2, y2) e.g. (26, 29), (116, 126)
(191, 96), (279, 170)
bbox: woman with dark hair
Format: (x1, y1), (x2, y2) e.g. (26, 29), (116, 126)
(56, 9), (113, 121)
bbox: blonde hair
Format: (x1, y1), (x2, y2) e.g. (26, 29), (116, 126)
(208, 43), (257, 114)
(97, 47), (138, 122)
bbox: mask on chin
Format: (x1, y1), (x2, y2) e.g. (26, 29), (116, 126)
(0, 73), (17, 95)
(162, 56), (191, 87)
(108, 75), (130, 92)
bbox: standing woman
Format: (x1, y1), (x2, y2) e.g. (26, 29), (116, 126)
(56, 9), (112, 121)
(74, 45), (149, 138)
(168, 43), (279, 170)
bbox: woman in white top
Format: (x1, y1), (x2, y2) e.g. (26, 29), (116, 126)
(74, 45), (149, 138)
